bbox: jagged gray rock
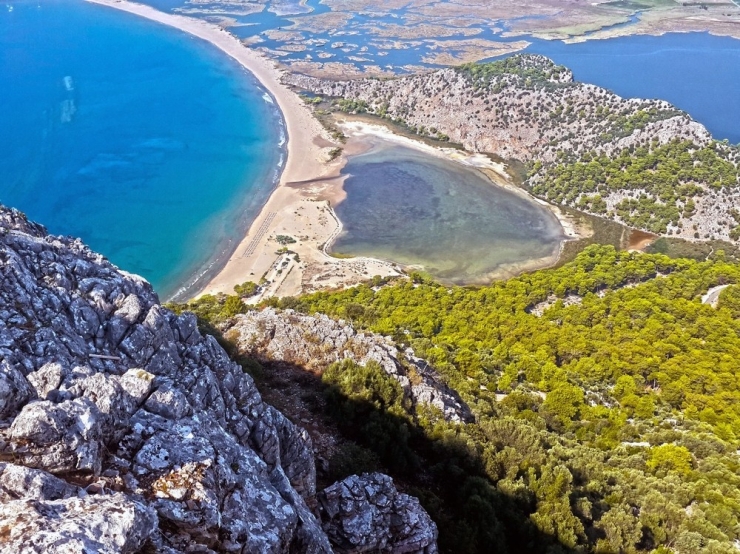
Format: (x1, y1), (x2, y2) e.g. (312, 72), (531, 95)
(0, 462), (157, 553)
(0, 491), (158, 554)
(0, 206), (439, 553)
(0, 462), (77, 502)
(227, 308), (472, 423)
(318, 473), (438, 554)
(0, 206), (330, 552)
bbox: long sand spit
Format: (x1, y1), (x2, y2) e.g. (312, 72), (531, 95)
(87, 0), (402, 300)
(87, 0), (584, 300)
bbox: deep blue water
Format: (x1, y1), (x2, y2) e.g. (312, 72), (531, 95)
(0, 0), (284, 300)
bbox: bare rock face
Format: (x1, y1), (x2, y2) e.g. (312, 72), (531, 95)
(0, 206), (330, 552)
(0, 489), (158, 554)
(318, 473), (438, 554)
(0, 206), (439, 553)
(228, 308), (472, 423)
(0, 462), (157, 553)
(0, 462), (77, 502)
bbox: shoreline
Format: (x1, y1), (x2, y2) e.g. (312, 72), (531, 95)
(502, 12), (740, 45)
(85, 0), (587, 302)
(87, 0), (403, 300)
(167, 84), (288, 303)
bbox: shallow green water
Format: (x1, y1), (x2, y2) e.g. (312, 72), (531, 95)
(331, 143), (564, 283)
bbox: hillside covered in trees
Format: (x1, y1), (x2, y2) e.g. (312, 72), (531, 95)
(178, 246), (740, 553)
(288, 54), (740, 244)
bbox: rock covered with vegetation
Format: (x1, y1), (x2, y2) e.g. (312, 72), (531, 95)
(0, 206), (437, 553)
(223, 307), (472, 423)
(290, 54), (740, 243)
(290, 54), (707, 161)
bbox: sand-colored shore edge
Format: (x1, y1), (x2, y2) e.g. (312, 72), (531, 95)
(86, 0), (403, 301)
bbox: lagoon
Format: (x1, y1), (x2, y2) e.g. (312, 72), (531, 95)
(331, 142), (564, 283)
(5, 0), (739, 300)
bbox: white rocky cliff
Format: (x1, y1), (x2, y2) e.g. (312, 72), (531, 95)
(0, 206), (437, 553)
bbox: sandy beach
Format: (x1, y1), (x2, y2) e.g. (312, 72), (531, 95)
(88, 0), (402, 301)
(87, 0), (585, 301)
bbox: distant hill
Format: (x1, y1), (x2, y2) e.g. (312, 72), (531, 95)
(290, 54), (740, 242)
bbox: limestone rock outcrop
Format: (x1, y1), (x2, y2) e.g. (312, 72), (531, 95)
(318, 473), (438, 554)
(226, 308), (472, 423)
(288, 54), (711, 164)
(0, 206), (438, 553)
(0, 463), (157, 554)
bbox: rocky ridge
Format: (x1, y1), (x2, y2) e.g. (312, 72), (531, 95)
(223, 308), (472, 423)
(288, 54), (710, 163)
(0, 206), (437, 553)
(288, 54), (740, 244)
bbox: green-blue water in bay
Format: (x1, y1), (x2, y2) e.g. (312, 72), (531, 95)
(0, 0), (284, 299)
(331, 143), (564, 283)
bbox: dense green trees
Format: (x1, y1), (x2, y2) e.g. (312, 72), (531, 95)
(459, 56), (570, 88)
(233, 280), (258, 297)
(322, 359), (418, 472)
(174, 246), (740, 552)
(273, 246), (740, 553)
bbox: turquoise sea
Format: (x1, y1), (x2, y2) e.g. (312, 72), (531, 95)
(0, 0), (284, 300)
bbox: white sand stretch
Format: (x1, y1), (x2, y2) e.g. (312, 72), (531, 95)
(87, 0), (401, 300)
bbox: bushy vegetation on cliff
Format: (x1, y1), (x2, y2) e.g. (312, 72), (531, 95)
(262, 246), (740, 554)
(459, 55), (571, 88)
(529, 139), (740, 236)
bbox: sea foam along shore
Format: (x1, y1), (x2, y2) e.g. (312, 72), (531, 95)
(86, 0), (402, 301)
